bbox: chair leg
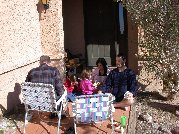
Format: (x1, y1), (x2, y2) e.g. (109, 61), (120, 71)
(57, 115), (61, 134)
(111, 113), (114, 134)
(74, 121), (77, 134)
(57, 103), (62, 134)
(24, 112), (28, 134)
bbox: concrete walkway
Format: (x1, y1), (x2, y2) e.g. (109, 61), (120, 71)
(14, 103), (131, 134)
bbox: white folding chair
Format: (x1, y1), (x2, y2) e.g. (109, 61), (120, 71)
(72, 93), (115, 134)
(21, 82), (67, 134)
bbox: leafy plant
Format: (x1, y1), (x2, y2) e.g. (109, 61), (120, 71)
(125, 0), (179, 98)
(0, 129), (4, 134)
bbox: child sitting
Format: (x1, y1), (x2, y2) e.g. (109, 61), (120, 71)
(80, 69), (97, 95)
(64, 74), (82, 102)
(64, 75), (77, 102)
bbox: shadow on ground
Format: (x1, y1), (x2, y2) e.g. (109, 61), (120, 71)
(148, 102), (178, 115)
(137, 91), (167, 101)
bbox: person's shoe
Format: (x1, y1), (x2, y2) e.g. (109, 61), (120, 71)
(26, 113), (33, 121)
(49, 113), (58, 119)
(49, 113), (67, 119)
(65, 127), (75, 134)
(61, 114), (67, 120)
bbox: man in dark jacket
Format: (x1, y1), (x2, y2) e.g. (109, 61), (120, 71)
(99, 53), (138, 111)
(25, 55), (65, 118)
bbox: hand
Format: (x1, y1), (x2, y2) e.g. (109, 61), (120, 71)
(72, 82), (78, 86)
(97, 82), (101, 86)
(93, 82), (100, 88)
(98, 90), (103, 94)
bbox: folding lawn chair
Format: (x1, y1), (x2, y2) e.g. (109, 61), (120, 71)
(21, 82), (67, 134)
(72, 93), (115, 134)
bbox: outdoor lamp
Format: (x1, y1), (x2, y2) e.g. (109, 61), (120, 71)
(41, 0), (49, 10)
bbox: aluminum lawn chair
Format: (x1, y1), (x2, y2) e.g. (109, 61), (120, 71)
(21, 82), (67, 134)
(72, 93), (115, 134)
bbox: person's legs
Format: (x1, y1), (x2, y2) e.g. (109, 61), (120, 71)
(67, 92), (76, 102)
(49, 95), (67, 119)
(113, 97), (134, 110)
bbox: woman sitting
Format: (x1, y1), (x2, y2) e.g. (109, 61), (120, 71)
(91, 58), (110, 85)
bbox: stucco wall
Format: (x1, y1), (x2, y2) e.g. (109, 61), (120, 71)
(0, 0), (66, 114)
(0, 0), (42, 74)
(0, 62), (39, 113)
(39, 0), (65, 81)
(0, 0), (42, 114)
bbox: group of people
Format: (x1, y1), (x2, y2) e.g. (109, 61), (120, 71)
(26, 54), (138, 118)
(64, 57), (111, 101)
(64, 54), (137, 110)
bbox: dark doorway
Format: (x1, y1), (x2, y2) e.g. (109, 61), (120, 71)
(83, 0), (128, 66)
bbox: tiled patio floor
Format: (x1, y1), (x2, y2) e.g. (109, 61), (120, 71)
(14, 103), (130, 134)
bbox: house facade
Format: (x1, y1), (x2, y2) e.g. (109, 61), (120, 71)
(0, 0), (65, 114)
(0, 0), (161, 115)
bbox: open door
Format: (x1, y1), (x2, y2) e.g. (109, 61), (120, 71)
(84, 0), (128, 66)
(84, 0), (116, 66)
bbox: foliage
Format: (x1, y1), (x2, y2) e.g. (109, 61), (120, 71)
(125, 0), (179, 96)
(0, 129), (3, 134)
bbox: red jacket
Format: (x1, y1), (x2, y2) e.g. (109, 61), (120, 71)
(64, 78), (74, 93)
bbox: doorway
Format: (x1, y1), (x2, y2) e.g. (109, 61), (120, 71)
(84, 0), (128, 66)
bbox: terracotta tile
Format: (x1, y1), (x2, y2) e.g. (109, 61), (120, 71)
(15, 103), (130, 134)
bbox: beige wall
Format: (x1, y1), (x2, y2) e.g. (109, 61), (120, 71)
(0, 0), (42, 74)
(0, 0), (65, 114)
(0, 0), (42, 114)
(39, 0), (65, 81)
(0, 62), (39, 113)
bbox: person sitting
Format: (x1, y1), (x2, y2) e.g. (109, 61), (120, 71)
(64, 74), (82, 102)
(25, 55), (66, 119)
(91, 58), (110, 86)
(80, 69), (97, 95)
(98, 53), (138, 111)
